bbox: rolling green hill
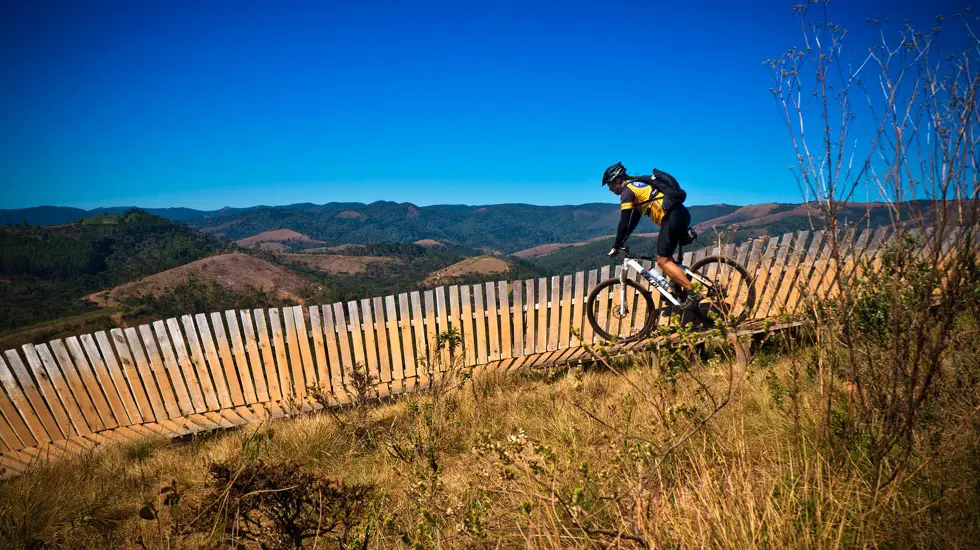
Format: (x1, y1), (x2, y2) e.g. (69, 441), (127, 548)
(0, 210), (232, 343)
(188, 201), (744, 253)
(0, 214), (548, 350)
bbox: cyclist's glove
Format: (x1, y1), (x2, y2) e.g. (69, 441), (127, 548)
(607, 247), (618, 258)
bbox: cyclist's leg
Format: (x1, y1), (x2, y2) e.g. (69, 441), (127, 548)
(656, 207), (693, 290)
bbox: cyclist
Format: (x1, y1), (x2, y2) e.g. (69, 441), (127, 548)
(601, 162), (703, 310)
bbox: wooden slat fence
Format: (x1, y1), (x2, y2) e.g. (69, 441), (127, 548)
(0, 226), (926, 476)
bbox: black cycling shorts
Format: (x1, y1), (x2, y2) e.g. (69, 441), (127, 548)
(657, 205), (691, 259)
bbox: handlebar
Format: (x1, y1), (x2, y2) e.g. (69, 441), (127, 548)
(615, 246), (656, 262)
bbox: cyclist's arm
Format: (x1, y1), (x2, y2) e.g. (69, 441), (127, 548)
(613, 188), (641, 249)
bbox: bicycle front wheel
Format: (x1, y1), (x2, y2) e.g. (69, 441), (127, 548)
(688, 256), (756, 325)
(586, 278), (657, 343)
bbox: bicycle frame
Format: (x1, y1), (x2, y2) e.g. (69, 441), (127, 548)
(616, 247), (714, 310)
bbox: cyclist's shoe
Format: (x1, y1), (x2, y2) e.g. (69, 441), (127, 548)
(679, 291), (704, 311)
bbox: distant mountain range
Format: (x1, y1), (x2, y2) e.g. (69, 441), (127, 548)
(1, 201), (742, 252)
(0, 204), (256, 225)
(1, 199), (932, 253)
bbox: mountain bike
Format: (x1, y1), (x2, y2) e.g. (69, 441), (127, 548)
(585, 240), (756, 343)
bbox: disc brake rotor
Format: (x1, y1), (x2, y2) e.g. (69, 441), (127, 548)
(611, 305), (630, 319)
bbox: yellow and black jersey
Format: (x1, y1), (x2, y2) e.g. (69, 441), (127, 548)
(620, 178), (667, 226)
(611, 169), (689, 252)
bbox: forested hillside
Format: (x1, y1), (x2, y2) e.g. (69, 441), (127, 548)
(0, 213), (548, 349)
(190, 202), (744, 252)
(0, 210), (231, 337)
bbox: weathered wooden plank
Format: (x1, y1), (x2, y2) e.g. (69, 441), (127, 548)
(119, 330), (166, 422)
(195, 412), (231, 430)
(435, 287), (452, 369)
(420, 290), (438, 372)
(291, 306), (317, 395)
(410, 292), (427, 373)
(150, 322), (195, 416)
(582, 270), (598, 343)
(194, 314), (234, 409)
(472, 285), (488, 365)
(484, 283), (500, 362)
(0, 423), (14, 452)
(593, 266), (611, 342)
(280, 307), (306, 399)
(781, 232), (821, 315)
(136, 326), (181, 419)
(547, 276), (561, 351)
(360, 299), (381, 386)
(231, 406), (260, 424)
(225, 310), (258, 405)
(812, 228), (848, 298)
(267, 308), (293, 401)
(346, 301), (368, 389)
(0, 352), (58, 443)
(458, 286), (475, 366)
(210, 312), (247, 406)
(261, 401), (285, 420)
(163, 320), (208, 414)
(107, 329), (154, 423)
(22, 345), (79, 442)
(94, 331), (144, 424)
(371, 297), (392, 386)
(446, 286), (462, 368)
(727, 240), (753, 319)
(816, 229), (855, 299)
(512, 282), (525, 358)
(11, 348), (69, 441)
(320, 305), (344, 395)
(34, 343), (90, 436)
(522, 280), (535, 355)
(332, 302), (355, 387)
(756, 232), (796, 319)
(383, 297), (403, 384)
(732, 239), (763, 319)
(0, 381), (36, 448)
(806, 230), (839, 298)
(558, 275), (574, 349)
(569, 272), (585, 347)
(80, 333), (134, 426)
(748, 236), (782, 320)
(826, 227), (871, 299)
(249, 310), (278, 402)
(0, 451), (31, 473)
(177, 316), (220, 411)
(771, 231), (811, 317)
(240, 311), (269, 403)
(497, 281), (513, 360)
(395, 294), (415, 378)
(536, 278), (549, 353)
(66, 336), (120, 427)
(308, 306), (329, 390)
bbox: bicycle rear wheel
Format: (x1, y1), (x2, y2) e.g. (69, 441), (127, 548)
(688, 256), (756, 325)
(586, 278), (657, 343)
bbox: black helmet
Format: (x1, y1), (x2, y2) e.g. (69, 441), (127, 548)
(602, 162), (626, 186)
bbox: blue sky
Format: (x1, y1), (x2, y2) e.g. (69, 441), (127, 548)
(0, 0), (967, 210)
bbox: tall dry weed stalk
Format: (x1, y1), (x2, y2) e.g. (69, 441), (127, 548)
(767, 0), (979, 492)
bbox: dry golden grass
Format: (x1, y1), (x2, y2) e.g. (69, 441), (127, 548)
(0, 346), (976, 549)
